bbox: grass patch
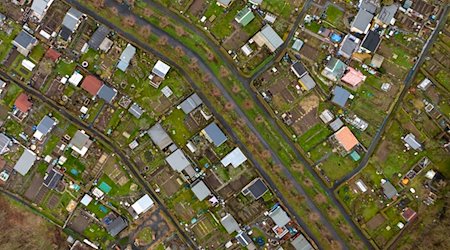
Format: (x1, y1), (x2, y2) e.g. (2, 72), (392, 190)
(298, 123), (332, 152)
(325, 5), (343, 27)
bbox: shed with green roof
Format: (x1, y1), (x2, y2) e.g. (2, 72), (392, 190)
(235, 8), (255, 26)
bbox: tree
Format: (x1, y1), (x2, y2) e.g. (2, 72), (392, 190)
(139, 25), (152, 39)
(160, 17), (169, 28)
(220, 66), (230, 78)
(175, 46), (185, 58)
(158, 36), (168, 46)
(143, 8), (153, 17)
(122, 15), (136, 27)
(110, 6), (119, 16)
(175, 26), (186, 37)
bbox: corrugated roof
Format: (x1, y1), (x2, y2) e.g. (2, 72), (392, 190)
(128, 103), (144, 119)
(221, 214), (239, 234)
(180, 93), (203, 114)
(203, 122), (227, 147)
(191, 180), (211, 201)
(331, 86), (351, 107)
(117, 44), (136, 71)
(13, 149), (37, 176)
(97, 85), (117, 103)
(221, 147), (247, 168)
(62, 8), (83, 32)
(351, 9), (373, 33)
(148, 123), (173, 150)
(260, 25), (283, 51)
(88, 25), (110, 50)
(269, 206), (291, 227)
(166, 149), (191, 172)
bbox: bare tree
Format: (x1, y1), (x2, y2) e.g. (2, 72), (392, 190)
(122, 15), (136, 27)
(158, 36), (168, 46)
(143, 8), (153, 17)
(139, 25), (152, 39)
(160, 17), (170, 28)
(110, 6), (119, 16)
(175, 26), (186, 36)
(224, 102), (234, 111)
(175, 46), (185, 58)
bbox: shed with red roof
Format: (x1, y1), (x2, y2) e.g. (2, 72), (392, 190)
(45, 48), (61, 62)
(14, 93), (32, 113)
(81, 75), (103, 96)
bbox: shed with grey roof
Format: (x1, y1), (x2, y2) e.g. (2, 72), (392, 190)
(117, 44), (136, 71)
(13, 149), (37, 176)
(97, 85), (117, 103)
(242, 178), (268, 199)
(269, 206), (291, 227)
(382, 180), (398, 199)
(259, 25), (283, 52)
(106, 216), (128, 237)
(191, 180), (211, 201)
(329, 118), (344, 132)
(128, 103), (144, 119)
(0, 133), (12, 155)
(12, 30), (37, 56)
(180, 93), (203, 114)
(220, 213), (240, 234)
(148, 123), (173, 150)
(350, 9), (373, 34)
(88, 24), (110, 50)
(403, 133), (422, 151)
(291, 234), (314, 250)
(62, 8), (83, 32)
(202, 122), (227, 147)
(331, 86), (351, 108)
(34, 115), (56, 141)
(359, 0), (377, 14)
(376, 4), (398, 26)
(338, 34), (360, 59)
(30, 0), (53, 21)
(166, 149), (191, 172)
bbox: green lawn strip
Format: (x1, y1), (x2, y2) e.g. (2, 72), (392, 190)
(55, 60), (77, 76)
(298, 123), (332, 152)
(435, 70), (450, 91)
(42, 134), (60, 155)
(162, 108), (193, 146)
(305, 21), (321, 33)
(98, 173), (132, 197)
(261, 0), (292, 19)
(2, 84), (22, 107)
(0, 21), (21, 61)
(325, 5), (343, 27)
(29, 43), (46, 64)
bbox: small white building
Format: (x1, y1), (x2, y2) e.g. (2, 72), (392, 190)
(68, 71), (83, 86)
(221, 147), (247, 168)
(130, 194), (154, 219)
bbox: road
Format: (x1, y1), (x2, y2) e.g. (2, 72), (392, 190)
(65, 0), (351, 248)
(0, 70), (197, 249)
(333, 4), (450, 189)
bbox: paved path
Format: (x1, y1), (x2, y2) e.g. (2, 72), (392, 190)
(66, 1), (350, 248)
(333, 4), (450, 189)
(0, 70), (197, 249)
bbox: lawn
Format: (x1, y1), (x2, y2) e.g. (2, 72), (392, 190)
(305, 21), (321, 33)
(325, 5), (343, 28)
(0, 22), (21, 62)
(42, 134), (60, 155)
(29, 43), (46, 64)
(55, 60), (77, 76)
(208, 2), (243, 40)
(97, 173), (132, 197)
(435, 70), (450, 91)
(86, 201), (110, 219)
(162, 109), (193, 146)
(136, 227), (153, 245)
(2, 84), (22, 107)
(64, 153), (86, 181)
(298, 123), (332, 152)
(261, 0), (292, 19)
(389, 45), (414, 69)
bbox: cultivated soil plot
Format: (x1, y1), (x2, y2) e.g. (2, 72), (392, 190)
(0, 195), (67, 249)
(153, 167), (181, 197)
